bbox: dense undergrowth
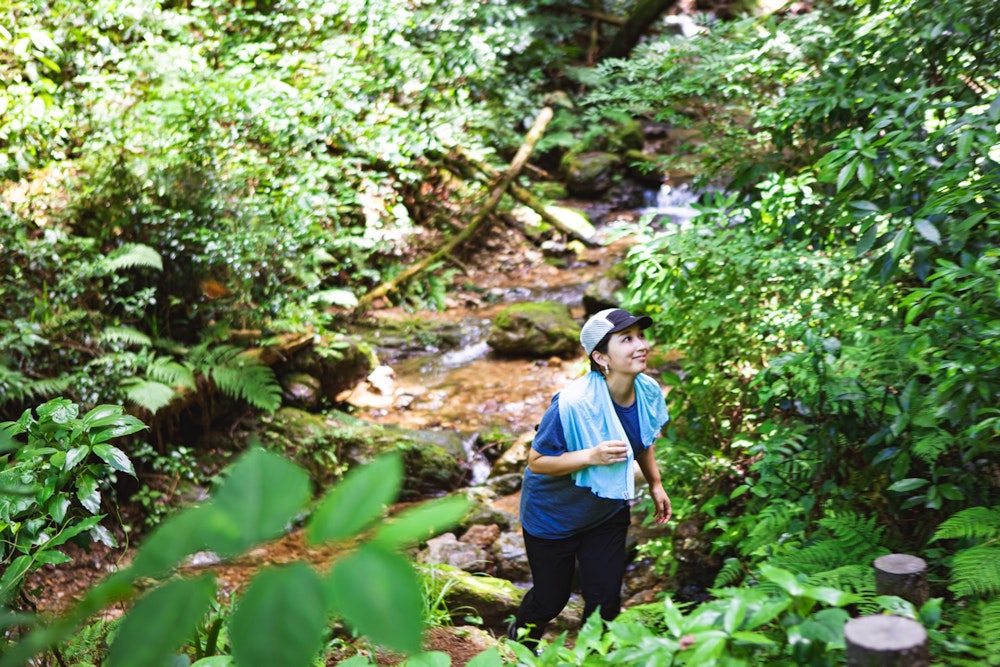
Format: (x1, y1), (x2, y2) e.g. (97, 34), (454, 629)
(2, 0), (999, 664)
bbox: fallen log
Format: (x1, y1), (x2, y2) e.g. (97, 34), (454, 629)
(452, 149), (599, 247)
(357, 106), (554, 310)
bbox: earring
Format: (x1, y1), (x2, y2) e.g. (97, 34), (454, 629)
(603, 365), (609, 374)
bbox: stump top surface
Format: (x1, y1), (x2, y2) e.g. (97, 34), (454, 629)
(844, 615), (927, 650)
(874, 553), (927, 574)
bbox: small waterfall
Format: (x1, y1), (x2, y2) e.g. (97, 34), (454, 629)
(638, 182), (700, 227)
(462, 432), (493, 486)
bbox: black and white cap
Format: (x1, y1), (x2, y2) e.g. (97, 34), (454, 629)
(580, 308), (653, 357)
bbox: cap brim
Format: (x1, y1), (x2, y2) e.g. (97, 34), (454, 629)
(609, 314), (653, 334)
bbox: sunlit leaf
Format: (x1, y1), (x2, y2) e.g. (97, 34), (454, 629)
(307, 453), (403, 544)
(76, 473), (101, 514)
(64, 445), (89, 471)
(325, 543), (424, 654)
(88, 415), (149, 444)
(230, 563), (327, 667)
(107, 575), (216, 667)
(759, 564), (804, 597)
(81, 405), (125, 428)
(887, 478), (929, 493)
(914, 218), (941, 245)
(93, 444), (136, 476)
(372, 495), (470, 548)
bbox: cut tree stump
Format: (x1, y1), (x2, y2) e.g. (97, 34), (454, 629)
(844, 615), (929, 667)
(874, 554), (929, 608)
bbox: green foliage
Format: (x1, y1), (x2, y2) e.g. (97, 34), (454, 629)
(507, 563), (861, 666)
(943, 597), (1000, 666)
(1, 445), (472, 666)
(188, 344), (282, 413)
(933, 506), (1000, 600)
(589, 2), (999, 658)
(0, 0), (557, 432)
(0, 398), (141, 606)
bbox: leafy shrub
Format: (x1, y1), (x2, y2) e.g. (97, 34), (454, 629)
(1, 443), (471, 666)
(0, 398), (142, 606)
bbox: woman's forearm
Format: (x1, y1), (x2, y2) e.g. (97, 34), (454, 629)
(528, 439), (632, 475)
(527, 447), (596, 475)
(636, 445), (662, 487)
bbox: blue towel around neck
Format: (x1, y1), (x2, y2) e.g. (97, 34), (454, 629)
(558, 371), (669, 500)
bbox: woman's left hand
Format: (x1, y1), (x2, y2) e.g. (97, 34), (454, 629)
(650, 485), (672, 524)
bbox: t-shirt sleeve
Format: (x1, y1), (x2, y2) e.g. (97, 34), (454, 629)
(531, 394), (567, 457)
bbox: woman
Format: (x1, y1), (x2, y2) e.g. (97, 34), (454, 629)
(508, 307), (672, 646)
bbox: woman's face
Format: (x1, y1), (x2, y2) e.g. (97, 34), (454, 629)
(597, 324), (650, 374)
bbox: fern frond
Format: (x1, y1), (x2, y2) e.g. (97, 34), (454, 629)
(147, 356), (196, 390)
(0, 366), (29, 404)
(778, 539), (862, 574)
(196, 345), (281, 412)
(946, 596), (1000, 665)
(99, 327), (153, 348)
(23, 376), (73, 401)
(933, 506), (1000, 542)
(121, 378), (177, 415)
(949, 543), (1000, 598)
(807, 564), (879, 614)
(911, 427), (956, 463)
(739, 499), (801, 556)
(984, 597), (1000, 665)
(102, 243), (163, 274)
(713, 557), (746, 588)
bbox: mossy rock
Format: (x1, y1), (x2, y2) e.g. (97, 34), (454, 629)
(487, 301), (580, 359)
(582, 262), (628, 315)
(416, 563), (523, 630)
(559, 151), (622, 198)
(262, 407), (466, 498)
(610, 119), (645, 153)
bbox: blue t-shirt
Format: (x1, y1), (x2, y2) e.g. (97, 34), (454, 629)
(519, 394), (647, 540)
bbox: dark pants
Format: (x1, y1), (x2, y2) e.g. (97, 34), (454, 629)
(512, 507), (630, 642)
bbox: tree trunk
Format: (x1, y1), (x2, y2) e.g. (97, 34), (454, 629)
(598, 0), (677, 61)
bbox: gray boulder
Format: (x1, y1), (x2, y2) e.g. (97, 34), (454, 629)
(487, 301), (580, 359)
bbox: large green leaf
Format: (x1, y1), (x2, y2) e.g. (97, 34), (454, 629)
(371, 494), (470, 549)
(128, 505), (214, 579)
(325, 543), (424, 654)
(80, 404), (126, 428)
(75, 473), (101, 513)
(307, 452), (403, 545)
(465, 648), (503, 667)
(87, 415), (148, 444)
(230, 563), (327, 667)
(401, 652), (451, 667)
(208, 448), (312, 557)
(0, 555), (32, 606)
(107, 575), (216, 667)
(93, 443), (136, 476)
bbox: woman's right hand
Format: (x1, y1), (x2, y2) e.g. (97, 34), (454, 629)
(591, 440), (629, 466)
